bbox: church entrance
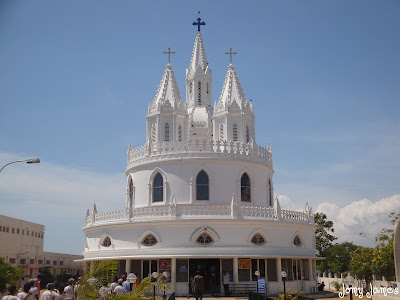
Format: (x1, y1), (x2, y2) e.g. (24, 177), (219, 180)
(189, 259), (220, 295)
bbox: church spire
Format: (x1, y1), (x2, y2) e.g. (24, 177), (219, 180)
(188, 32), (208, 76)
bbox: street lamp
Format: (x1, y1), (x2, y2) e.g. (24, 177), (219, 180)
(344, 273), (355, 300)
(162, 271), (168, 299)
(127, 273), (137, 292)
(254, 271), (260, 293)
(281, 271), (287, 300)
(0, 158), (40, 173)
(152, 272), (159, 300)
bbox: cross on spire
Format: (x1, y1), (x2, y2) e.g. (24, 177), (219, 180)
(225, 48), (237, 64)
(163, 47), (175, 64)
(193, 12), (206, 31)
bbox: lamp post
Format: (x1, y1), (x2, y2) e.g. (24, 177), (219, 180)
(127, 273), (137, 292)
(254, 271), (260, 294)
(162, 271), (168, 299)
(344, 273), (355, 300)
(281, 271), (287, 300)
(0, 158), (40, 173)
(152, 272), (159, 300)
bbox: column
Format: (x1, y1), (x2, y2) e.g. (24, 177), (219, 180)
(277, 258), (282, 282)
(171, 258), (177, 292)
(308, 259), (313, 281)
(233, 257), (239, 283)
(126, 259), (131, 274)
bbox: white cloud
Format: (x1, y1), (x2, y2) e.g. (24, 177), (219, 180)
(316, 195), (400, 247)
(0, 152), (126, 254)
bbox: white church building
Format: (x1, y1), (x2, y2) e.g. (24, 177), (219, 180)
(82, 17), (318, 295)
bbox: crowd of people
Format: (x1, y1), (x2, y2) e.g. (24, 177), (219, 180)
(2, 274), (136, 300)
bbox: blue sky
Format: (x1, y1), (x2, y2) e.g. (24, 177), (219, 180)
(0, 1), (399, 254)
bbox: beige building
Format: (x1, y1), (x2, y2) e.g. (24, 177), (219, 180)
(0, 214), (83, 277)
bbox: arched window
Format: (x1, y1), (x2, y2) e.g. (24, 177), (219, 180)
(251, 233), (266, 245)
(102, 236), (111, 247)
(142, 234), (158, 246)
(198, 81), (201, 105)
(293, 235), (302, 247)
(153, 173), (163, 202)
(268, 179), (272, 206)
(196, 170), (209, 200)
(151, 124), (156, 143)
(196, 233), (213, 245)
(165, 123), (170, 142)
(219, 124), (224, 140)
(241, 173), (251, 202)
(246, 126), (250, 143)
(178, 124), (182, 142)
(129, 179), (134, 206)
(233, 123), (238, 141)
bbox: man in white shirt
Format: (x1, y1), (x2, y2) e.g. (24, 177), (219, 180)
(40, 283), (62, 300)
(2, 285), (19, 300)
(17, 283), (34, 300)
(114, 279), (125, 295)
(223, 272), (230, 297)
(63, 279), (74, 300)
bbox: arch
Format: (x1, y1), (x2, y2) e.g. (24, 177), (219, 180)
(233, 123), (238, 141)
(190, 165), (214, 203)
(178, 124), (182, 142)
(219, 124), (224, 140)
(138, 230), (161, 248)
(164, 123), (170, 142)
(246, 126), (250, 143)
(196, 170), (209, 200)
(292, 232), (304, 248)
(148, 168), (168, 205)
(190, 226), (220, 246)
(198, 81), (201, 105)
(241, 172), (251, 202)
(99, 233), (113, 249)
(248, 229), (269, 246)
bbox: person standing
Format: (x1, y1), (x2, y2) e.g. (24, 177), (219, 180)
(114, 279), (125, 295)
(2, 285), (19, 300)
(63, 278), (74, 300)
(40, 283), (61, 300)
(192, 271), (204, 300)
(17, 283), (33, 300)
(110, 276), (118, 293)
(223, 272), (230, 297)
(121, 276), (130, 293)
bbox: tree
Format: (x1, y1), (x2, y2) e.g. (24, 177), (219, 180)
(0, 257), (23, 293)
(315, 212), (337, 256)
(317, 242), (359, 273)
(350, 247), (374, 286)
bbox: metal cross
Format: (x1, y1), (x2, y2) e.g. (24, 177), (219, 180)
(163, 47), (175, 64)
(193, 17), (206, 31)
(225, 48), (237, 64)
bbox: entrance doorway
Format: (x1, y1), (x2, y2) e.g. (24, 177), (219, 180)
(189, 259), (220, 294)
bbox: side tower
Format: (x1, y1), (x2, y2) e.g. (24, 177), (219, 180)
(147, 55), (187, 144)
(213, 52), (255, 144)
(186, 19), (213, 142)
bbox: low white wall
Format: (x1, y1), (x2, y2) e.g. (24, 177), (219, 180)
(318, 274), (396, 290)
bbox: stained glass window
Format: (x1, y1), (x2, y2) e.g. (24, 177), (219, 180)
(129, 179), (134, 205)
(196, 170), (209, 200)
(102, 236), (111, 247)
(153, 173), (163, 202)
(196, 233), (213, 245)
(142, 234), (158, 246)
(294, 235), (302, 247)
(251, 233), (265, 245)
(241, 173), (251, 202)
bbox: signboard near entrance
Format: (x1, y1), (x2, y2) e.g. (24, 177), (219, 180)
(258, 278), (265, 293)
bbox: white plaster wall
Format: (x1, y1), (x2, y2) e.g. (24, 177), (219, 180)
(127, 158), (274, 208)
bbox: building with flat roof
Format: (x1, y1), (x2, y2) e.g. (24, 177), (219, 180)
(0, 214), (83, 278)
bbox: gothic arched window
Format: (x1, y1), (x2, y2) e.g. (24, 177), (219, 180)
(233, 123), (238, 141)
(219, 124), (224, 140)
(241, 173), (251, 202)
(251, 233), (266, 245)
(293, 235), (302, 247)
(151, 124), (156, 143)
(178, 124), (182, 142)
(196, 233), (213, 245)
(142, 234), (158, 246)
(102, 236), (111, 247)
(153, 173), (163, 202)
(246, 126), (250, 143)
(165, 123), (170, 142)
(196, 170), (209, 200)
(198, 81), (201, 105)
(129, 179), (134, 205)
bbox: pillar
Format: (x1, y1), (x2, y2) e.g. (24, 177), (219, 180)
(308, 259), (313, 281)
(126, 259), (131, 274)
(233, 257), (239, 283)
(277, 258), (282, 282)
(171, 258), (177, 292)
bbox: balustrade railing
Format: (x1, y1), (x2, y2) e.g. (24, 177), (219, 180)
(126, 140), (272, 169)
(85, 202), (314, 227)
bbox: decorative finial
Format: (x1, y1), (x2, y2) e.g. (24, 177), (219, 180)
(163, 47), (175, 65)
(193, 14), (206, 32)
(225, 48), (237, 65)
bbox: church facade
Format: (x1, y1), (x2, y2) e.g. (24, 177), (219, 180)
(82, 18), (317, 295)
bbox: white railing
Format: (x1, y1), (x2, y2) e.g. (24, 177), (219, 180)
(126, 140), (272, 170)
(84, 202), (314, 227)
